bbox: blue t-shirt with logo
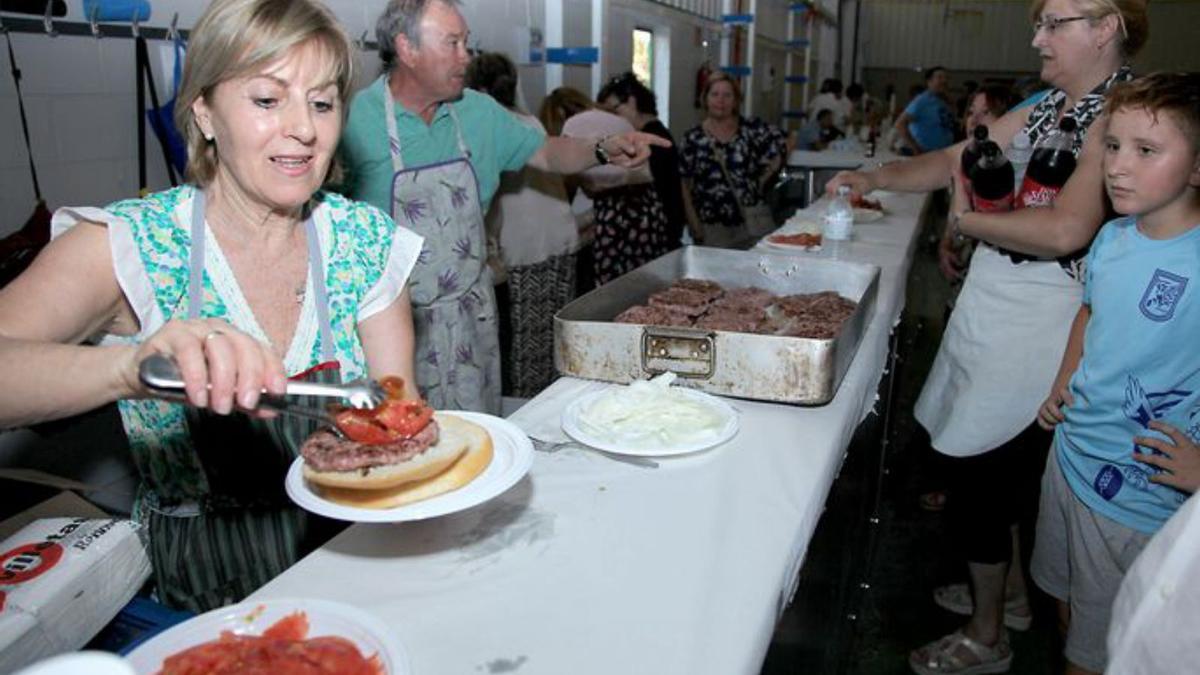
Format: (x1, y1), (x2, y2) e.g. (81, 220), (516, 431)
(1056, 216), (1200, 534)
(903, 91), (955, 152)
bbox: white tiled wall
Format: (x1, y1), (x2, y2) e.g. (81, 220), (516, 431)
(0, 0), (557, 237)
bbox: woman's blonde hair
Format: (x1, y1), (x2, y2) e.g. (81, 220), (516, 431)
(1029, 0), (1149, 57)
(175, 0), (354, 186)
(700, 71), (743, 115)
(538, 87), (595, 136)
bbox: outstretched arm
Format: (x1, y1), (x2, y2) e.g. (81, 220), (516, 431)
(826, 104), (1031, 198)
(526, 132), (672, 174)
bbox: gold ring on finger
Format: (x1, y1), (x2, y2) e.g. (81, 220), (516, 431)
(204, 330), (225, 342)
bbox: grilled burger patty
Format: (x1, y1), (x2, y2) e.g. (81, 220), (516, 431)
(301, 420), (441, 473)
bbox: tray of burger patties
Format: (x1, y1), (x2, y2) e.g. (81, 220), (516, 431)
(554, 246), (880, 405)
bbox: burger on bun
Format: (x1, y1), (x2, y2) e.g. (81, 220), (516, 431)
(299, 377), (493, 509)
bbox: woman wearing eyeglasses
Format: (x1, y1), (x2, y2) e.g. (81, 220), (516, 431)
(829, 1), (1148, 674)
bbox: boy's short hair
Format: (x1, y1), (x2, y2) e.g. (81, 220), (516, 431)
(1104, 73), (1200, 151)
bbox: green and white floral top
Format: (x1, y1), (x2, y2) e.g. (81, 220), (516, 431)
(51, 185), (422, 503)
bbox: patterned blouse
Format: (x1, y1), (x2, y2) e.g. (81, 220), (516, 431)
(50, 185), (422, 503)
(678, 116), (787, 228)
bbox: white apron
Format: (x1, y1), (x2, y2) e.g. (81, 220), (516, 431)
(914, 244), (1081, 457)
(383, 80), (500, 414)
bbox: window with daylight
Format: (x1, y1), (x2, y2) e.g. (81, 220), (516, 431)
(632, 28), (653, 89)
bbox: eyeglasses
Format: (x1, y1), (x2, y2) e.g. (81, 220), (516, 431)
(1033, 15), (1089, 34)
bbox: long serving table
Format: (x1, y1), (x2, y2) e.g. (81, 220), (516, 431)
(250, 191), (930, 674)
(786, 148), (900, 206)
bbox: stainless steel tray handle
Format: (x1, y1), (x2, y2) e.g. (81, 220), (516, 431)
(641, 328), (715, 379)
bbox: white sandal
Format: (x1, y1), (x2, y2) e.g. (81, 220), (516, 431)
(909, 630), (1013, 675)
(933, 583), (1033, 631)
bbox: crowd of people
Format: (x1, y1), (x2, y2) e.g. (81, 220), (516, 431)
(0, 0), (1197, 674)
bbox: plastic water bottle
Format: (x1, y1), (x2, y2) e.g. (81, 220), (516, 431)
(824, 185), (854, 258)
(1008, 130), (1033, 194)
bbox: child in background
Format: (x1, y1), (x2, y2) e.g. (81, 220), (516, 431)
(1034, 72), (1200, 675)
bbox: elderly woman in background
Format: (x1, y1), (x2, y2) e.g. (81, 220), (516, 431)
(598, 72), (689, 251)
(679, 72), (787, 248)
(465, 52), (578, 397)
(0, 0), (421, 612)
(830, 0), (1147, 672)
(540, 87), (670, 286)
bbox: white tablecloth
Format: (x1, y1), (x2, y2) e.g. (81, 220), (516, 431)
(251, 191), (929, 675)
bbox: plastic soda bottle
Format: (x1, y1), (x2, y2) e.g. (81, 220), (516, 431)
(970, 142), (1015, 213)
(1018, 117), (1077, 208)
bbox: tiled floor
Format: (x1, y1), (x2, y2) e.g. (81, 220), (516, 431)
(762, 214), (1062, 674)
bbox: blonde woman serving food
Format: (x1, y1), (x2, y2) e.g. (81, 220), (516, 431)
(0, 0), (422, 612)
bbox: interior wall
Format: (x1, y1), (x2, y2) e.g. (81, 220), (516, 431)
(0, 0), (551, 237)
(859, 0), (1200, 89)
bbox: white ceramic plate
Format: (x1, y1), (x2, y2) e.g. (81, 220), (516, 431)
(853, 207), (885, 223)
(285, 412), (533, 523)
(561, 387), (739, 457)
(125, 598), (409, 675)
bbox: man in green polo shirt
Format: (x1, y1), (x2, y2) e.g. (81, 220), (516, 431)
(340, 0), (666, 413)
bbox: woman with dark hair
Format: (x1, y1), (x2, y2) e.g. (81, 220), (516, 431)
(540, 87), (669, 285)
(465, 52), (578, 397)
(599, 72), (688, 250)
(678, 72), (787, 248)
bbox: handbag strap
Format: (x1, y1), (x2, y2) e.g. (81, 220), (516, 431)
(4, 31), (41, 201)
(711, 143), (754, 228)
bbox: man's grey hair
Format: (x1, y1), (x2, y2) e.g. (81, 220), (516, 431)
(375, 0), (462, 70)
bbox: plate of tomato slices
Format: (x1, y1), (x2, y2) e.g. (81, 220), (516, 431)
(125, 598), (409, 675)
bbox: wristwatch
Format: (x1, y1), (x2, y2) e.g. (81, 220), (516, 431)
(594, 136), (611, 165)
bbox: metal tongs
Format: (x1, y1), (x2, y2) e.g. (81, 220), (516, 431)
(138, 353), (386, 434)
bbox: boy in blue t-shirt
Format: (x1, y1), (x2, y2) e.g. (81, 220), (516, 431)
(1033, 72), (1200, 675)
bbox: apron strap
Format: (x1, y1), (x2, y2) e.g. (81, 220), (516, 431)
(303, 213), (336, 362)
(382, 74), (471, 173)
(188, 190), (336, 363)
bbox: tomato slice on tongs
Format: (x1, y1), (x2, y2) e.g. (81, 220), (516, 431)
(331, 376), (434, 444)
(374, 400), (434, 437)
(333, 409), (399, 445)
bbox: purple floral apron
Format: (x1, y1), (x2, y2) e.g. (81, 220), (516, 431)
(383, 81), (500, 413)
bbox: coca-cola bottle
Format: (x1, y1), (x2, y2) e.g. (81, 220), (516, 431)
(961, 125), (989, 181)
(970, 142), (1014, 213)
(1018, 117), (1078, 209)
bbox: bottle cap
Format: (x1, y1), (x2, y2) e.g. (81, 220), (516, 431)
(1059, 117), (1077, 133)
(973, 125), (989, 141)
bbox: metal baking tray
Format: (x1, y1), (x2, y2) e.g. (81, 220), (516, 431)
(553, 246), (880, 405)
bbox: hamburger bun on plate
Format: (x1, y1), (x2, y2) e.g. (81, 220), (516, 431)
(299, 377), (493, 509)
